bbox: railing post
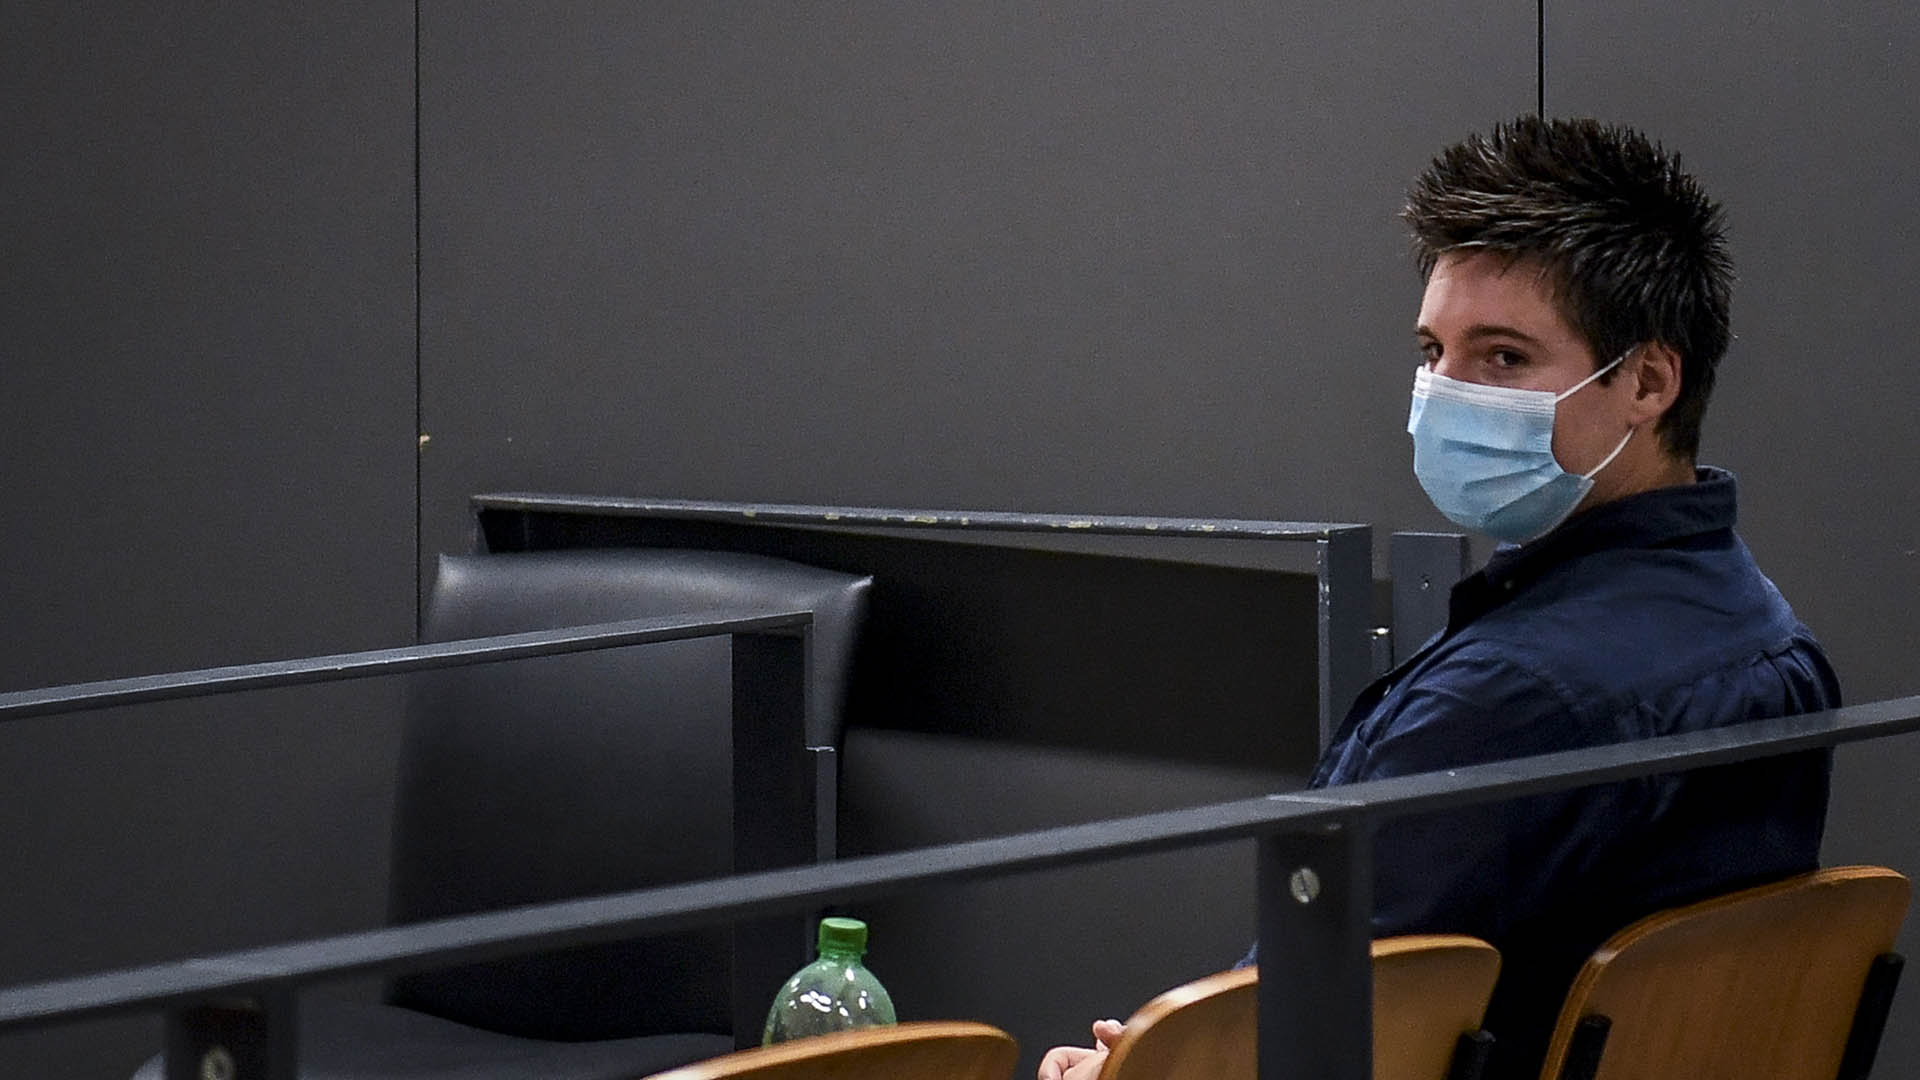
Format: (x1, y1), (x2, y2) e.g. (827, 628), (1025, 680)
(729, 628), (817, 1049)
(1257, 818), (1374, 1080)
(163, 993), (295, 1080)
(1317, 527), (1374, 750)
(1389, 532), (1470, 665)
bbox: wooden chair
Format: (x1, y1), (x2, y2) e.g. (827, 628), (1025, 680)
(640, 1021), (1019, 1080)
(1096, 934), (1502, 1080)
(1537, 865), (1911, 1080)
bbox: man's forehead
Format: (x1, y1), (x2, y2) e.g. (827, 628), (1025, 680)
(1417, 250), (1571, 336)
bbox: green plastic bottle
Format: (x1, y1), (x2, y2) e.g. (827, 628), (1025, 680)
(761, 917), (897, 1045)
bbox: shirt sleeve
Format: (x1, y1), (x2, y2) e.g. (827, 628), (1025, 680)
(1337, 649), (1586, 940)
(1355, 649), (1582, 781)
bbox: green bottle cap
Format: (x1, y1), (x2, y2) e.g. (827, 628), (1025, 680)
(817, 917), (868, 955)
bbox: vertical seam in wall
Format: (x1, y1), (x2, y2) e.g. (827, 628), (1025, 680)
(1537, 0), (1546, 115)
(412, 0), (424, 641)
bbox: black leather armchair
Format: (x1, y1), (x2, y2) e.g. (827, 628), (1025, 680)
(137, 547), (870, 1080)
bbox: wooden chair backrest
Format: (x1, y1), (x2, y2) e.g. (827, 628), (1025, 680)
(639, 1021), (1017, 1080)
(1537, 866), (1912, 1080)
(1097, 934), (1501, 1080)
(1373, 934), (1504, 1079)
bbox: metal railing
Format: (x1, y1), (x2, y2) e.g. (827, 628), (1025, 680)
(0, 609), (823, 1079)
(2, 624), (1916, 1080)
(469, 493), (1392, 746)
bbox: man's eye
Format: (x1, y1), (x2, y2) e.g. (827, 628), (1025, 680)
(1418, 342), (1441, 366)
(1491, 350), (1527, 368)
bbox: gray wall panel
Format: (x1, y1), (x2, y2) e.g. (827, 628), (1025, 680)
(0, 4), (415, 1075)
(421, 4), (1531, 1074)
(16, 1), (1906, 1075)
(419, 2), (1530, 566)
(1547, 4), (1920, 1074)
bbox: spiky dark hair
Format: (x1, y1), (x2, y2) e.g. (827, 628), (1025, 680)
(1403, 116), (1732, 459)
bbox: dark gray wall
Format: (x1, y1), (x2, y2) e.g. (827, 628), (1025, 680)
(0, 3), (415, 1076)
(416, 1), (1528, 562)
(418, 2), (1920, 1074)
(6, 1), (1919, 1077)
(415, 4), (1532, 1074)
(1545, 1), (1920, 1065)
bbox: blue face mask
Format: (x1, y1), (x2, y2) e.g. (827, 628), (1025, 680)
(1407, 353), (1634, 543)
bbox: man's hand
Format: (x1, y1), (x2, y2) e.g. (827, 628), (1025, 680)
(1037, 1018), (1127, 1080)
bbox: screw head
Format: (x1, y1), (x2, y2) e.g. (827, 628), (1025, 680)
(199, 1046), (236, 1080)
(1288, 867), (1321, 904)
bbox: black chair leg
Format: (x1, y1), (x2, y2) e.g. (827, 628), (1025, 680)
(1836, 952), (1905, 1080)
(1445, 1029), (1496, 1080)
(1555, 1015), (1611, 1080)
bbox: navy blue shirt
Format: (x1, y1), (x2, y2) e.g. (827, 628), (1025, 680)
(1272, 468), (1838, 1079)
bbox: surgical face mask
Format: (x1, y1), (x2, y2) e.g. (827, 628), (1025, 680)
(1407, 352), (1634, 543)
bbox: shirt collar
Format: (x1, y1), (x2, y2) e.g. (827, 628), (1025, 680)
(1452, 466), (1739, 626)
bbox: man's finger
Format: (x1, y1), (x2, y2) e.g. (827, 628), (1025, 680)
(1037, 1045), (1092, 1080)
(1063, 1048), (1112, 1080)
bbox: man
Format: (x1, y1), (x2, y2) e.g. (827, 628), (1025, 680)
(1040, 116), (1838, 1080)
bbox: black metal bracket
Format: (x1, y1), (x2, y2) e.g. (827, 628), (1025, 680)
(1837, 951), (1906, 1080)
(164, 994), (296, 1080)
(1446, 1029), (1496, 1080)
(1556, 1014), (1612, 1080)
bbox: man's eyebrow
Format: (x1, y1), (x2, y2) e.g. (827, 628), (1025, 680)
(1412, 322), (1546, 346)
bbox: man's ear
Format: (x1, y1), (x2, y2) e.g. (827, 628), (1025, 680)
(1628, 341), (1684, 426)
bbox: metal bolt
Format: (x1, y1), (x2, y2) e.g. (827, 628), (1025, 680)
(199, 1046), (236, 1080)
(1288, 867), (1321, 904)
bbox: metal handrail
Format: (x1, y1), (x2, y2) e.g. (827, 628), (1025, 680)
(470, 492), (1364, 541)
(469, 493), (1385, 746)
(0, 609), (812, 723)
(1, 681), (1914, 1079)
(0, 608), (824, 1078)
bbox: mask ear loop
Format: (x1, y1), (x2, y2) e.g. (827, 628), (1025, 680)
(1553, 346), (1636, 402)
(1581, 427), (1635, 480)
(1567, 346), (1641, 480)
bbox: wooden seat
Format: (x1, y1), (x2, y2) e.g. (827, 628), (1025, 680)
(1538, 865), (1911, 1080)
(641, 1020), (1019, 1080)
(1096, 934), (1502, 1080)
